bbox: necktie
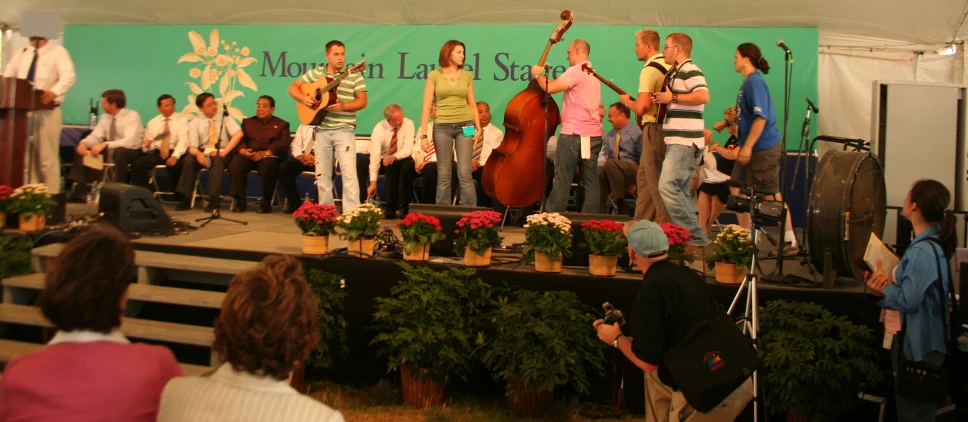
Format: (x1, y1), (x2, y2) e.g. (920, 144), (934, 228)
(388, 127), (399, 155)
(424, 143), (436, 164)
(109, 115), (117, 142)
(159, 118), (171, 159)
(613, 131), (622, 160)
(26, 49), (38, 83)
(472, 128), (484, 162)
(208, 118), (218, 150)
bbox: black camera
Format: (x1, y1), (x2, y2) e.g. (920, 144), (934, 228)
(603, 302), (627, 326)
(725, 194), (786, 221)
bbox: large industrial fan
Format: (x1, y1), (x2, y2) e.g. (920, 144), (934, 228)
(806, 151), (887, 280)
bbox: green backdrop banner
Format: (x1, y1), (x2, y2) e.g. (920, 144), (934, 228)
(63, 24), (817, 148)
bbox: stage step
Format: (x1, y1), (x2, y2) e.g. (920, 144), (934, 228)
(0, 303), (214, 348)
(30, 243), (257, 284)
(2, 273), (225, 309)
(0, 339), (211, 376)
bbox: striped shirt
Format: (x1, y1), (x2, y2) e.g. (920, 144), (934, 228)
(300, 65), (367, 130)
(663, 60), (707, 147)
(157, 364), (344, 422)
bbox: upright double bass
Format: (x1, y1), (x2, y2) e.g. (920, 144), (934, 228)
(482, 11), (574, 207)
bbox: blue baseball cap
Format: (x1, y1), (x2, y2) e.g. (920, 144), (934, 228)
(623, 220), (669, 258)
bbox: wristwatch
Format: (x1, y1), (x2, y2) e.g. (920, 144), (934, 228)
(613, 334), (623, 348)
(671, 94), (679, 104)
(420, 135), (428, 139)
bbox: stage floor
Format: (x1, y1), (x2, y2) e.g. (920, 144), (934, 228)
(66, 202), (868, 293)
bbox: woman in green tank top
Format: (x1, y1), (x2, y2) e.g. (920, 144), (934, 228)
(418, 40), (483, 206)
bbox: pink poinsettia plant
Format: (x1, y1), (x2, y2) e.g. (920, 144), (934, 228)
(293, 201), (339, 236)
(454, 210), (504, 255)
(580, 220), (627, 257)
(661, 222), (694, 265)
(397, 213), (445, 255)
(0, 185), (12, 212)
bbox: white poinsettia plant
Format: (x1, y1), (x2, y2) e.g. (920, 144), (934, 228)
(522, 212), (573, 263)
(6, 184), (56, 218)
(337, 203), (383, 242)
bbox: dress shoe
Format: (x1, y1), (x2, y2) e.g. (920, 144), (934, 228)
(175, 199), (191, 211)
(232, 201), (247, 213)
(283, 205), (299, 214)
(204, 198), (216, 213)
(383, 210), (397, 220)
(258, 203), (271, 214)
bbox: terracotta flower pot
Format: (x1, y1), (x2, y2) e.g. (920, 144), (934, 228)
(785, 408), (810, 422)
(715, 262), (747, 284)
(18, 214), (45, 232)
(301, 234), (329, 255)
(0, 212), (6, 228)
(463, 247), (492, 267)
(506, 376), (554, 417)
(400, 366), (446, 407)
(589, 254), (618, 277)
(403, 243), (431, 261)
(348, 238), (375, 258)
(534, 251), (562, 273)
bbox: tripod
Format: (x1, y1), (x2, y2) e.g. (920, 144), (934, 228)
(726, 186), (766, 422)
(197, 105), (246, 227)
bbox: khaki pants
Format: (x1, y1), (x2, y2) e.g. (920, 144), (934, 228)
(634, 123), (669, 223)
(24, 108), (63, 193)
(645, 371), (753, 422)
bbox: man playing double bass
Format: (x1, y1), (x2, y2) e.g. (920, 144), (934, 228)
(530, 39), (603, 213)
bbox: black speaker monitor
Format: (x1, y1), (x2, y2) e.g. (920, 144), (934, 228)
(409, 204), (489, 257)
(560, 212), (634, 267)
(98, 183), (173, 233)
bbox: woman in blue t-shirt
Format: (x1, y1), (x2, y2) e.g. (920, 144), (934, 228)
(730, 42), (800, 257)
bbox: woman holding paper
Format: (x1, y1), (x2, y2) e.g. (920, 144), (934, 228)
(865, 179), (957, 421)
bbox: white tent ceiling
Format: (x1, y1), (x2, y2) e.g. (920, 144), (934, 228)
(1, 0), (966, 47)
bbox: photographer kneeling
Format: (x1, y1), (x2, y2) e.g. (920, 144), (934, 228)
(594, 220), (753, 421)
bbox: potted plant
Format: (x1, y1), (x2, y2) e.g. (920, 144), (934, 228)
(7, 184), (56, 232)
(482, 289), (605, 417)
(293, 201), (339, 255)
(338, 202), (383, 257)
(661, 222), (694, 266)
(705, 224), (753, 284)
(0, 233), (32, 279)
(0, 185), (12, 228)
(453, 210), (503, 267)
(397, 213), (444, 262)
(522, 213), (572, 273)
(371, 263), (492, 407)
(580, 220), (627, 277)
(303, 269), (348, 372)
(758, 300), (883, 422)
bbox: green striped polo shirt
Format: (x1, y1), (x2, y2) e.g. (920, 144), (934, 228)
(663, 60), (707, 147)
(300, 64), (367, 130)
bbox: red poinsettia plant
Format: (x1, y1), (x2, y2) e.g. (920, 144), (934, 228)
(661, 222), (694, 265)
(580, 220), (627, 257)
(0, 185), (12, 212)
(397, 213), (445, 255)
(293, 201), (339, 236)
(454, 210), (504, 255)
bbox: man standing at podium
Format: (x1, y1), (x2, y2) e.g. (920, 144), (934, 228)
(1, 35), (76, 193)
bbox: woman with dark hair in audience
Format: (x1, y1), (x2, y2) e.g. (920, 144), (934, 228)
(0, 225), (183, 421)
(698, 106), (740, 235)
(866, 179), (958, 421)
(157, 255), (343, 422)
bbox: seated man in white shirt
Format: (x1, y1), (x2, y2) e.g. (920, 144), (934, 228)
(67, 89), (144, 202)
(183, 93), (244, 212)
(472, 102), (504, 208)
(366, 104), (416, 219)
(130, 94), (192, 210)
(280, 125), (317, 214)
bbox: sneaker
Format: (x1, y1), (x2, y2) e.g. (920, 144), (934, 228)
(768, 242), (801, 258)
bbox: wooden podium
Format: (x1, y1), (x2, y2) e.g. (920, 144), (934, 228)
(0, 77), (56, 188)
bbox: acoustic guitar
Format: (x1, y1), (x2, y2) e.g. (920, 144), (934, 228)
(579, 63), (645, 127)
(296, 61), (367, 126)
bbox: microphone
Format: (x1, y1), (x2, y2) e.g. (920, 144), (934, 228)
(222, 103), (229, 116)
(806, 97), (819, 113)
(776, 39), (791, 55)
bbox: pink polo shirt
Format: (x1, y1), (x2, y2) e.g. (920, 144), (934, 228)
(557, 60), (603, 137)
(0, 331), (183, 422)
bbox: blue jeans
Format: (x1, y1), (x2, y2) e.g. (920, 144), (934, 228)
(546, 134), (601, 213)
(315, 127), (360, 210)
(433, 121), (476, 206)
(891, 341), (944, 422)
(659, 144), (708, 246)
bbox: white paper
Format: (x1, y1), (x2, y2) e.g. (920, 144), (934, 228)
(865, 233), (900, 281)
(82, 154), (104, 170)
(882, 331), (893, 350)
(580, 136), (591, 160)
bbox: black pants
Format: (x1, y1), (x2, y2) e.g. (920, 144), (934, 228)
(280, 158), (315, 207)
(471, 167), (492, 207)
(178, 151), (237, 197)
(130, 151), (183, 193)
(414, 161), (458, 204)
(68, 147), (139, 187)
(228, 154), (281, 203)
(378, 157), (415, 215)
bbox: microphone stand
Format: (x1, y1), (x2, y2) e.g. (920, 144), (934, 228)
(764, 45), (794, 280)
(789, 99), (816, 246)
(197, 106), (247, 227)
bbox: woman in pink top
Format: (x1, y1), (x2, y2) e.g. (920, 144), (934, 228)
(0, 225), (183, 421)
